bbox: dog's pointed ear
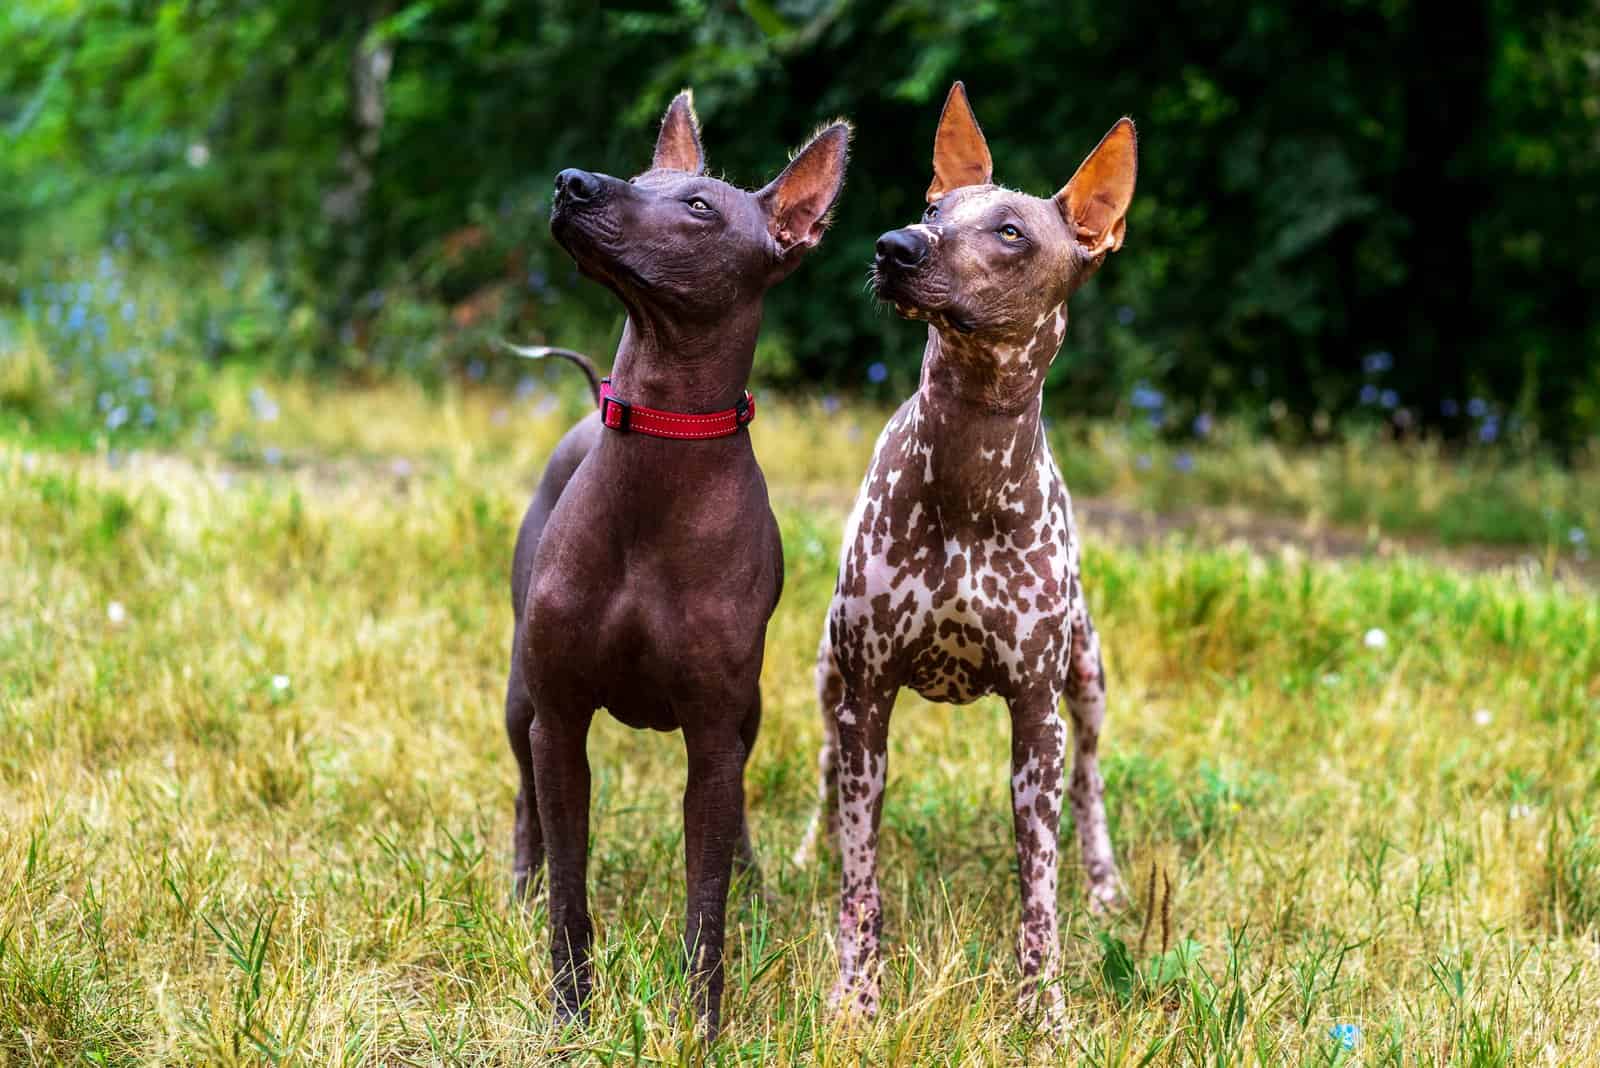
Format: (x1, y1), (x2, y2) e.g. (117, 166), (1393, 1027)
(926, 81), (993, 202)
(651, 89), (706, 175)
(1056, 118), (1138, 256)
(759, 121), (851, 253)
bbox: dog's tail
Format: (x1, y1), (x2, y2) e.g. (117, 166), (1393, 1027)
(493, 340), (602, 406)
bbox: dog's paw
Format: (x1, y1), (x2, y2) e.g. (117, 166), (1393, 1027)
(1018, 979), (1068, 1040)
(1086, 878), (1125, 917)
(828, 972), (882, 1020)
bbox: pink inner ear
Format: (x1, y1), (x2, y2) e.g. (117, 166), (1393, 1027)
(765, 126), (849, 248)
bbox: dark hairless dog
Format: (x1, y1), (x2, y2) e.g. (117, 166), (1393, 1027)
(505, 90), (849, 1038)
(797, 82), (1137, 1027)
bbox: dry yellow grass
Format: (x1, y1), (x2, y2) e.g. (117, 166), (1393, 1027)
(2, 379), (1598, 1064)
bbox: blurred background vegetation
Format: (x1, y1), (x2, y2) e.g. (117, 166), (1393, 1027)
(2, 0), (1597, 449)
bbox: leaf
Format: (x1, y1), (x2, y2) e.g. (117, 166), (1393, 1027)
(1098, 931), (1139, 1003)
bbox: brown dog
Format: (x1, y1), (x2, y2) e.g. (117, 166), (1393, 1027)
(505, 91), (848, 1038)
(797, 82), (1135, 1024)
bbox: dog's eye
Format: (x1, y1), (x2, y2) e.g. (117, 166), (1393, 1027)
(687, 197), (713, 214)
(924, 203), (940, 220)
(998, 224), (1023, 242)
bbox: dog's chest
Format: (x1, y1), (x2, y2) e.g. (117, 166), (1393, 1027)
(830, 406), (1082, 702)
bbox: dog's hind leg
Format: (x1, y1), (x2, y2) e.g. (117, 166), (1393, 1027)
(1008, 689), (1068, 1028)
(1065, 605), (1123, 913)
(506, 650), (544, 905)
(792, 635), (842, 867)
(733, 694), (763, 892)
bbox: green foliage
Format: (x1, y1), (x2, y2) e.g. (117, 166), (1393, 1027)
(1, 0), (1597, 444)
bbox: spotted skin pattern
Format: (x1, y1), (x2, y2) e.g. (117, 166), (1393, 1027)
(801, 99), (1137, 1023)
(809, 338), (1121, 1020)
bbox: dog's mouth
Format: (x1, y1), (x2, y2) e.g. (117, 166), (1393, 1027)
(872, 266), (977, 334)
(549, 207), (639, 289)
(874, 273), (976, 334)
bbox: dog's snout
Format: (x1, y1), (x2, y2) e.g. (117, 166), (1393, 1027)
(875, 229), (929, 272)
(555, 168), (602, 204)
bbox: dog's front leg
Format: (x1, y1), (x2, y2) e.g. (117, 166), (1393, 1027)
(681, 717), (748, 1041)
(830, 684), (893, 1017)
(1065, 606), (1122, 912)
(531, 708), (596, 1027)
(1009, 691), (1068, 1028)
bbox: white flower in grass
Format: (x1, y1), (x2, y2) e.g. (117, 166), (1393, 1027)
(1363, 627), (1388, 650)
(107, 601), (127, 625)
(1473, 708), (1493, 727)
(1510, 802), (1534, 821)
(271, 674), (291, 693)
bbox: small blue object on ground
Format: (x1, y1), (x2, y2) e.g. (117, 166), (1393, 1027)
(1329, 1023), (1361, 1050)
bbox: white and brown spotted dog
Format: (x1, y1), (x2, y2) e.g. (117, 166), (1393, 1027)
(796, 82), (1137, 1021)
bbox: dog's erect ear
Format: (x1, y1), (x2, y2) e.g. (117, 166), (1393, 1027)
(759, 121), (851, 253)
(651, 89), (706, 175)
(926, 81), (993, 202)
(1056, 118), (1138, 256)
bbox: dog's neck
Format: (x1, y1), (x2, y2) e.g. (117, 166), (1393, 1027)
(918, 300), (1069, 414)
(911, 302), (1070, 513)
(606, 301), (764, 414)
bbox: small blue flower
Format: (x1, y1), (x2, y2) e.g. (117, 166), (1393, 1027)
(77, 282), (94, 302)
(1362, 351), (1393, 375)
(1467, 397), (1488, 419)
(1116, 305), (1136, 326)
(867, 362), (888, 384)
(1173, 451), (1194, 473)
(121, 301), (137, 323)
(106, 405), (129, 431)
(1571, 527), (1587, 546)
(1328, 1023), (1361, 1050)
(821, 394), (841, 414)
(67, 305), (88, 332)
(249, 387), (280, 423)
(1359, 384), (1379, 405)
(516, 376), (538, 401)
(1379, 389), (1398, 409)
(1130, 383), (1164, 411)
(1192, 412), (1213, 438)
(1478, 415), (1500, 444)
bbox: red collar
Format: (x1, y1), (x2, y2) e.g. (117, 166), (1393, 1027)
(598, 378), (756, 440)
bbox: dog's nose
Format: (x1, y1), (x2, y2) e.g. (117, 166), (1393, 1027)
(875, 229), (929, 271)
(555, 168), (602, 204)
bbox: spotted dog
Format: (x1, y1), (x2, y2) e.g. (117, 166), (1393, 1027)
(796, 82), (1137, 1022)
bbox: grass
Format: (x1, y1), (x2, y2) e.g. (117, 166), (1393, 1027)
(2, 377), (1599, 1064)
